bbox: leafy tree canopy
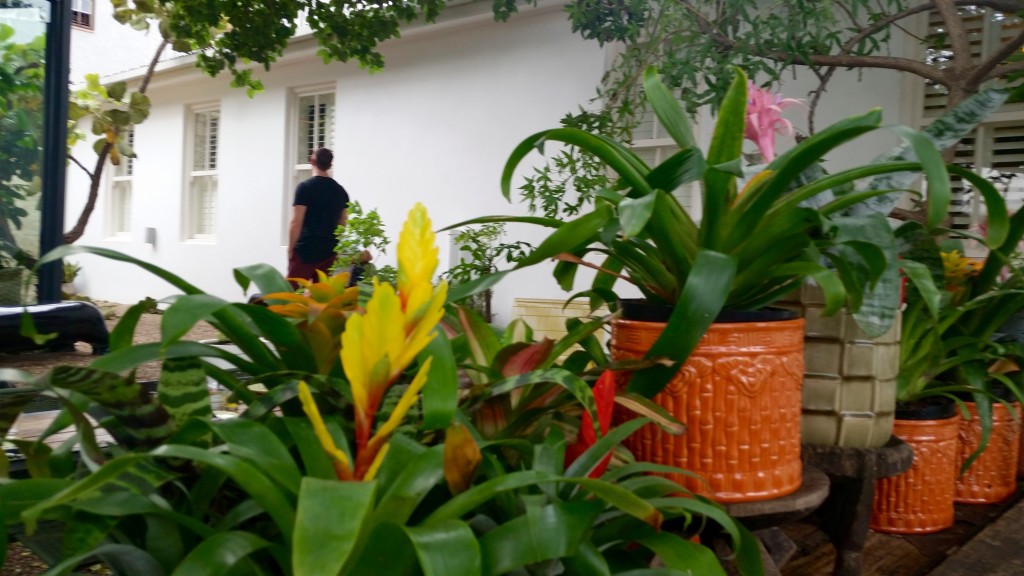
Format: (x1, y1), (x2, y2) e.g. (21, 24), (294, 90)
(521, 0), (1024, 219)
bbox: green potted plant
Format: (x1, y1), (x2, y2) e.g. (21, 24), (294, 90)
(791, 86), (1012, 449)
(443, 223), (530, 322)
(448, 66), (952, 502)
(60, 260), (81, 296)
(331, 201), (396, 286)
(872, 214), (1024, 534)
(0, 204), (764, 575)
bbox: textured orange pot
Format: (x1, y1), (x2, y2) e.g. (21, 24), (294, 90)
(611, 316), (804, 503)
(1019, 420), (1024, 480)
(956, 401), (1021, 504)
(871, 412), (960, 534)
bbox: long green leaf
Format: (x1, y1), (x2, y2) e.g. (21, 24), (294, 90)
(479, 500), (603, 576)
(419, 328), (458, 429)
(37, 245), (281, 369)
(293, 478), (376, 576)
(635, 532), (726, 576)
(730, 110), (883, 246)
(629, 250), (736, 397)
(43, 544), (166, 576)
(150, 445), (296, 540)
(233, 263), (292, 297)
(214, 418), (302, 495)
(887, 125), (950, 229)
(501, 130), (652, 202)
(702, 69), (747, 249)
(405, 520), (482, 576)
(171, 532), (270, 576)
(518, 204), (612, 267)
(369, 443), (445, 528)
(619, 194), (658, 238)
(643, 66), (696, 150)
(109, 298), (158, 352)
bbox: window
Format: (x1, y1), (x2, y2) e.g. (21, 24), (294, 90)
(922, 8), (1024, 231)
(283, 87), (335, 241)
(630, 108), (701, 218)
(108, 128), (134, 237)
(71, 0), (92, 29)
(186, 105), (219, 240)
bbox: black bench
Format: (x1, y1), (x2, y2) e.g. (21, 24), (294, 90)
(0, 302), (109, 355)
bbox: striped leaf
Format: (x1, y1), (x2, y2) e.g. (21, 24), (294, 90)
(42, 367), (174, 448)
(158, 357), (213, 426)
(852, 87), (1010, 219)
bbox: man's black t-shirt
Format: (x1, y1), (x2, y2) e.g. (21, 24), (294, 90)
(293, 176), (349, 263)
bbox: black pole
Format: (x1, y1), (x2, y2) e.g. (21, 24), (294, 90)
(38, 0), (71, 303)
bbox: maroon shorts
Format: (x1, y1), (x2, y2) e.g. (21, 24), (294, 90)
(287, 254), (337, 289)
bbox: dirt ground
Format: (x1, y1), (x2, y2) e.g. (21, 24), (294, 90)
(0, 300), (221, 382)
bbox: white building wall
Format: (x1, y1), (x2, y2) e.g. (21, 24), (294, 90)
(68, 4), (609, 325)
(70, 0), (176, 81)
(65, 2), (921, 325)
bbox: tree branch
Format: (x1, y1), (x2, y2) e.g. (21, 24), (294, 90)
(934, 0), (972, 78)
(139, 39), (168, 93)
(681, 0), (950, 85)
(63, 143), (109, 244)
(67, 154), (93, 179)
(984, 59), (1024, 81)
(968, 23), (1024, 86)
(63, 39), (168, 244)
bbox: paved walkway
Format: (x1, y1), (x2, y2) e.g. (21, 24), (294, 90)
(929, 498), (1024, 576)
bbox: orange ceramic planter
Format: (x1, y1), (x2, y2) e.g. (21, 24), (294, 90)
(871, 413), (961, 534)
(956, 401), (1021, 504)
(1019, 420), (1024, 480)
(611, 317), (804, 503)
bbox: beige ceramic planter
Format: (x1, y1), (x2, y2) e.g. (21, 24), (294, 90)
(611, 315), (804, 503)
(781, 284), (899, 448)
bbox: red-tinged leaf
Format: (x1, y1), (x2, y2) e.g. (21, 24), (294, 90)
(497, 339), (555, 377)
(443, 423), (482, 495)
(564, 371), (616, 478)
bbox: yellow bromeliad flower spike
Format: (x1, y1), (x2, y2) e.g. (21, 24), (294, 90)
(305, 202), (447, 480)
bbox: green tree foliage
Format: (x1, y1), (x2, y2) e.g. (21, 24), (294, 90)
(443, 223), (530, 321)
(0, 24), (43, 267)
(523, 0), (1024, 218)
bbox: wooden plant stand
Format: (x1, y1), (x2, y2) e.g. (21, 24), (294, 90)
(802, 437), (915, 576)
(715, 466), (830, 575)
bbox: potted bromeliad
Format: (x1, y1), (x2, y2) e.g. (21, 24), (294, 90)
(449, 66), (954, 503)
(872, 215), (1024, 534)
(0, 204), (763, 575)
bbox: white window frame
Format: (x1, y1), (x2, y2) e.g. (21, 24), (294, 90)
(71, 0), (93, 29)
(106, 127), (134, 239)
(282, 84), (336, 244)
(184, 103), (220, 242)
(629, 111), (703, 220)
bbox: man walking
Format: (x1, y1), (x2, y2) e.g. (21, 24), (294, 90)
(287, 147), (350, 286)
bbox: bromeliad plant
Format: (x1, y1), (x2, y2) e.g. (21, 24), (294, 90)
(897, 203), (1024, 470)
(448, 65), (952, 395)
(298, 202), (448, 480)
(0, 204), (763, 575)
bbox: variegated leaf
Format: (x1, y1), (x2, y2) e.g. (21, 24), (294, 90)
(158, 357), (213, 426)
(42, 366), (173, 449)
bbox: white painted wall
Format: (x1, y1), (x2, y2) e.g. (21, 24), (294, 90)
(67, 4), (609, 325)
(70, 0), (177, 81)
(65, 2), (922, 324)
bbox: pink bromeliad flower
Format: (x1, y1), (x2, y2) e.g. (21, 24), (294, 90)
(744, 82), (801, 163)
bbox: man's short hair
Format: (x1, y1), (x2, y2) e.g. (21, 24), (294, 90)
(313, 148), (333, 171)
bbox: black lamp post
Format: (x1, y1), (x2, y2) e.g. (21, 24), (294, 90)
(37, 0), (70, 302)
